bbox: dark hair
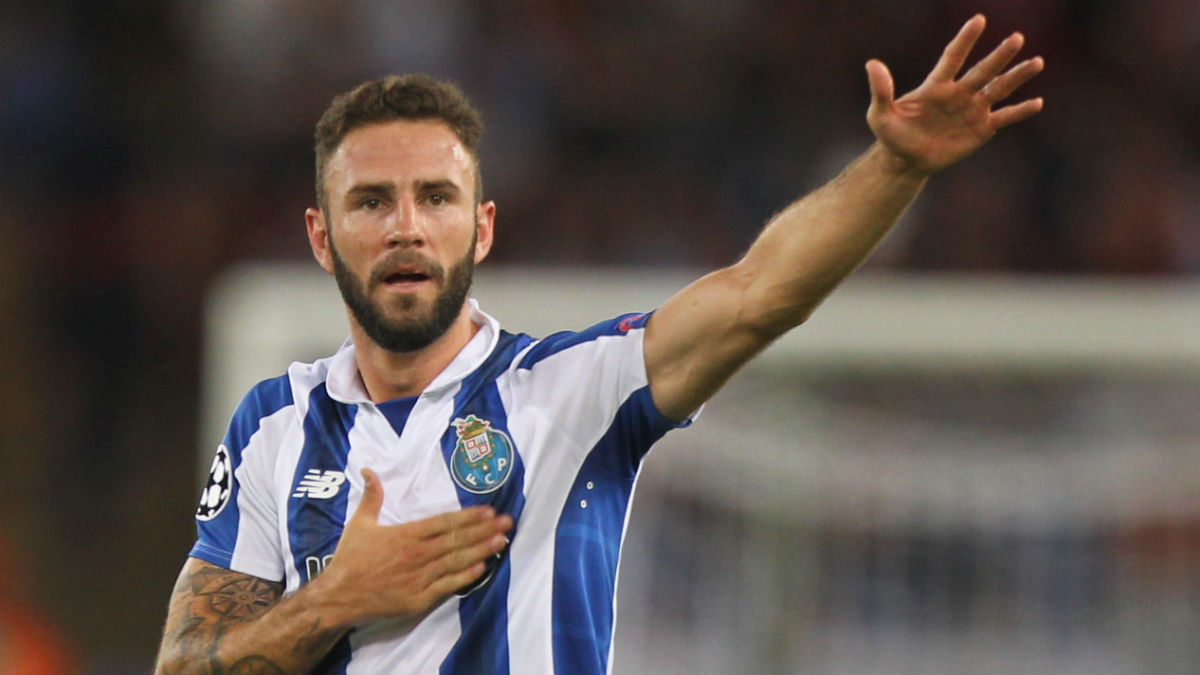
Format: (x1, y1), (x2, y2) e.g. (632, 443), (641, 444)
(314, 74), (484, 212)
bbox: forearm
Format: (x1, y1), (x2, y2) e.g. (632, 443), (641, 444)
(155, 561), (357, 675)
(738, 141), (927, 333)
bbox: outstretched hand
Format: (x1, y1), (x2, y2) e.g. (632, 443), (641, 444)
(866, 14), (1044, 175)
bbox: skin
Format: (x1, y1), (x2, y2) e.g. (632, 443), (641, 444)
(646, 15), (1044, 420)
(155, 121), (512, 674)
(156, 15), (1043, 673)
(306, 117), (497, 402)
(156, 470), (513, 674)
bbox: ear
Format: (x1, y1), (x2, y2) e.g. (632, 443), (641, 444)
(306, 207), (336, 275)
(473, 200), (496, 264)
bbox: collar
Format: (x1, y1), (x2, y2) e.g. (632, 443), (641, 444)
(324, 298), (501, 405)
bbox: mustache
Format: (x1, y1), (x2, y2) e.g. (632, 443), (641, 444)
(368, 250), (445, 287)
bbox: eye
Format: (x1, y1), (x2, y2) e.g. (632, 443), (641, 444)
(361, 198), (383, 210)
(427, 193), (447, 206)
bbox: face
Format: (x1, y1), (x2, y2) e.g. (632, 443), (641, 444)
(307, 119), (495, 353)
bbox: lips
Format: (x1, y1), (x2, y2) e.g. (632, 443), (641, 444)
(371, 254), (442, 290)
(383, 270), (430, 284)
(380, 268), (431, 291)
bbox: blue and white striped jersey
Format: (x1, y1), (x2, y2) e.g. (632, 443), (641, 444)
(190, 300), (691, 675)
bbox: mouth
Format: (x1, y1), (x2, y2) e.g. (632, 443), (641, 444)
(375, 261), (438, 293)
(370, 251), (444, 294)
(384, 271), (430, 284)
(380, 271), (431, 292)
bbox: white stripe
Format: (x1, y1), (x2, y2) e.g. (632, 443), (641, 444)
(503, 370), (580, 675)
(346, 387), (470, 672)
(229, 403), (299, 583)
(504, 329), (652, 673)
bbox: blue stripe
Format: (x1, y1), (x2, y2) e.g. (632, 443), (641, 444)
(439, 331), (532, 675)
(552, 386), (680, 675)
(192, 374), (293, 569)
(517, 312), (650, 371)
(377, 395), (419, 435)
(287, 382), (357, 675)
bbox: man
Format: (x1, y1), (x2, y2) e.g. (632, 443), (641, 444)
(156, 15), (1042, 675)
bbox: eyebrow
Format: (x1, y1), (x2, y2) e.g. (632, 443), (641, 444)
(341, 179), (464, 205)
(344, 182), (395, 202)
(416, 179), (461, 195)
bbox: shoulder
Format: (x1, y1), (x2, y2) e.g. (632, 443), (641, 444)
(224, 353), (335, 450)
(238, 374), (295, 415)
(515, 312), (652, 371)
(225, 374), (296, 442)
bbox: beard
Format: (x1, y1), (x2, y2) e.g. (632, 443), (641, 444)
(330, 234), (476, 353)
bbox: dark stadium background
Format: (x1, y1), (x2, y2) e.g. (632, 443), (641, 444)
(1, 1), (1197, 672)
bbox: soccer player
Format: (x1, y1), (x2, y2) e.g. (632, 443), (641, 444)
(155, 15), (1042, 675)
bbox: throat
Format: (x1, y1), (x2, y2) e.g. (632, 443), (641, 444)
(350, 309), (482, 403)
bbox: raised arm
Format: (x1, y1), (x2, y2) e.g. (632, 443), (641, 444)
(645, 14), (1044, 420)
(155, 469), (512, 674)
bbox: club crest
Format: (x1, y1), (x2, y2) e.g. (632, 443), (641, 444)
(450, 414), (514, 494)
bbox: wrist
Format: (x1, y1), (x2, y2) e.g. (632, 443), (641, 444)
(868, 141), (933, 180)
(297, 569), (365, 632)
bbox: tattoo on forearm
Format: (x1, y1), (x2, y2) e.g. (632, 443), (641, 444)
(159, 561), (344, 675)
(160, 563), (287, 674)
(205, 576), (280, 621)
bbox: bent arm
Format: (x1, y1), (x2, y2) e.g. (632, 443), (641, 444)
(156, 470), (513, 674)
(154, 557), (353, 675)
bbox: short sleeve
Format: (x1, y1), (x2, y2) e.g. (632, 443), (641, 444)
(514, 311), (697, 475)
(189, 375), (294, 582)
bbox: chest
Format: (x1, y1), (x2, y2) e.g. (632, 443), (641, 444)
(273, 384), (544, 587)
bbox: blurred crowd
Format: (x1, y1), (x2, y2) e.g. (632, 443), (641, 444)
(1, 0), (1197, 671)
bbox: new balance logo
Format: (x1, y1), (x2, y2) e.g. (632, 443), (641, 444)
(292, 469), (347, 499)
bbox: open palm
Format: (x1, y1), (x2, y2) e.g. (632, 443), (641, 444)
(866, 15), (1044, 174)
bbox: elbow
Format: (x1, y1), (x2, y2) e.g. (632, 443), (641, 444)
(154, 640), (206, 675)
(152, 654), (181, 675)
(738, 282), (820, 342)
(727, 260), (824, 341)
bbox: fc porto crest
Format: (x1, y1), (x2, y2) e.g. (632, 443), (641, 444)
(450, 414), (514, 494)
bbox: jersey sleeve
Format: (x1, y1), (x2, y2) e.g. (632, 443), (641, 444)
(189, 375), (294, 582)
(514, 311), (696, 476)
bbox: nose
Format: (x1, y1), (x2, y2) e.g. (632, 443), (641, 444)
(384, 201), (425, 248)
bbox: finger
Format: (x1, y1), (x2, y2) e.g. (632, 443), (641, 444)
(980, 56), (1045, 104)
(405, 505), (498, 540)
(990, 97), (1044, 129)
(927, 14), (987, 83)
(865, 59), (894, 112)
(350, 468), (384, 524)
(959, 31), (1024, 91)
(436, 534), (509, 579)
(429, 514), (512, 560)
(453, 514), (514, 548)
(428, 560), (489, 600)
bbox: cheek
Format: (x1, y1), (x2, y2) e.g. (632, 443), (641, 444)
(331, 218), (381, 256)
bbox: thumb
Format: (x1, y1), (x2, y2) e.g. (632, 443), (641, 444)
(865, 59), (894, 113)
(352, 468), (384, 524)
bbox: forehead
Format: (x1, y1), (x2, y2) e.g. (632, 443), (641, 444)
(324, 119), (475, 193)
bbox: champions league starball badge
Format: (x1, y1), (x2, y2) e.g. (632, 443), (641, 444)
(449, 415), (514, 494)
(196, 444), (233, 521)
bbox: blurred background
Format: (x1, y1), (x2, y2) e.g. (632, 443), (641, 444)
(1, 0), (1198, 673)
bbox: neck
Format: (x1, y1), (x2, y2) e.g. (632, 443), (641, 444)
(350, 304), (480, 402)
